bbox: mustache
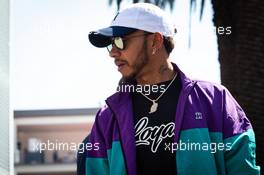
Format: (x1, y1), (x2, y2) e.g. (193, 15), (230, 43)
(114, 59), (128, 65)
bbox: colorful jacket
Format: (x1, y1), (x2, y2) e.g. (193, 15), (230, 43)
(86, 63), (260, 175)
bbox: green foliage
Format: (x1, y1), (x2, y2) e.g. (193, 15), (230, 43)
(109, 0), (205, 19)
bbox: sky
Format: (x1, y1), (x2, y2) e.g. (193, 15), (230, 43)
(10, 0), (219, 110)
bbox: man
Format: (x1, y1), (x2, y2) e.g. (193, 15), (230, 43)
(85, 3), (260, 175)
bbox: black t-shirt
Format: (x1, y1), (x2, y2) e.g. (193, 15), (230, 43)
(132, 74), (181, 175)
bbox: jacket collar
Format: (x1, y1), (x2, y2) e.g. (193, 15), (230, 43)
(105, 62), (196, 175)
(106, 63), (196, 116)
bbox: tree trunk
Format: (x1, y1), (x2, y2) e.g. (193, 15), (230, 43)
(211, 0), (264, 171)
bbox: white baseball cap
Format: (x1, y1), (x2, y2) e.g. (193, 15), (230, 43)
(89, 3), (177, 48)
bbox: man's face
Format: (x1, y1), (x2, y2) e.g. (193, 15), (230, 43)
(109, 30), (151, 82)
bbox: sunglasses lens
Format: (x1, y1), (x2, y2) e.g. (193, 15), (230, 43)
(114, 37), (124, 49)
(107, 37), (124, 52)
(107, 44), (112, 52)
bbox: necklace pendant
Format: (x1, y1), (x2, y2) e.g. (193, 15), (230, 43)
(149, 101), (158, 114)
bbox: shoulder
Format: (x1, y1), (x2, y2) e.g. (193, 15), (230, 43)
(191, 80), (229, 100)
(194, 80), (240, 105)
(190, 80), (242, 114)
(195, 80), (226, 92)
(95, 104), (114, 125)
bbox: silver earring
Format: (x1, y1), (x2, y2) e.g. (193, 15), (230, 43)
(152, 49), (156, 55)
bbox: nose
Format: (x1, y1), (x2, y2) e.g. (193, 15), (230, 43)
(109, 45), (121, 58)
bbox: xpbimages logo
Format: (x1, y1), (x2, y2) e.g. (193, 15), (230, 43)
(164, 140), (232, 154)
(135, 117), (232, 154)
(31, 140), (100, 154)
(117, 83), (166, 95)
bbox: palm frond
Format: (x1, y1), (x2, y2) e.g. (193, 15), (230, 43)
(168, 0), (175, 11)
(112, 0), (205, 19)
(188, 0), (206, 47)
(200, 0), (205, 20)
(117, 0), (122, 10)
(109, 0), (114, 6)
(190, 0), (197, 12)
(110, 0), (206, 47)
(155, 0), (159, 6)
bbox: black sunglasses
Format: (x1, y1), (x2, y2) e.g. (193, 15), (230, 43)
(107, 33), (152, 52)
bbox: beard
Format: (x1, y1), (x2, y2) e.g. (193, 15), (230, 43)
(122, 39), (149, 83)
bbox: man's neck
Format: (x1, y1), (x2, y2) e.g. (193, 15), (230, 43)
(136, 60), (176, 85)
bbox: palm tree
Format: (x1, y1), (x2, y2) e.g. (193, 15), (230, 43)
(110, 0), (264, 171)
(211, 1), (264, 171)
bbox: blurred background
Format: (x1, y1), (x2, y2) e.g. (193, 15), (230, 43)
(0, 0), (263, 174)
(10, 0), (219, 110)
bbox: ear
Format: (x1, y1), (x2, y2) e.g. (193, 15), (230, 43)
(151, 32), (163, 52)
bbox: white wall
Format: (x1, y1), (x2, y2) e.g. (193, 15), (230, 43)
(0, 0), (10, 174)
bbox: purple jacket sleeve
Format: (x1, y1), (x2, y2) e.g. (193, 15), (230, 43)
(222, 88), (260, 174)
(85, 107), (110, 175)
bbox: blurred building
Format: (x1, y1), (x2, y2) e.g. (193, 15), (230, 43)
(14, 108), (98, 175)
